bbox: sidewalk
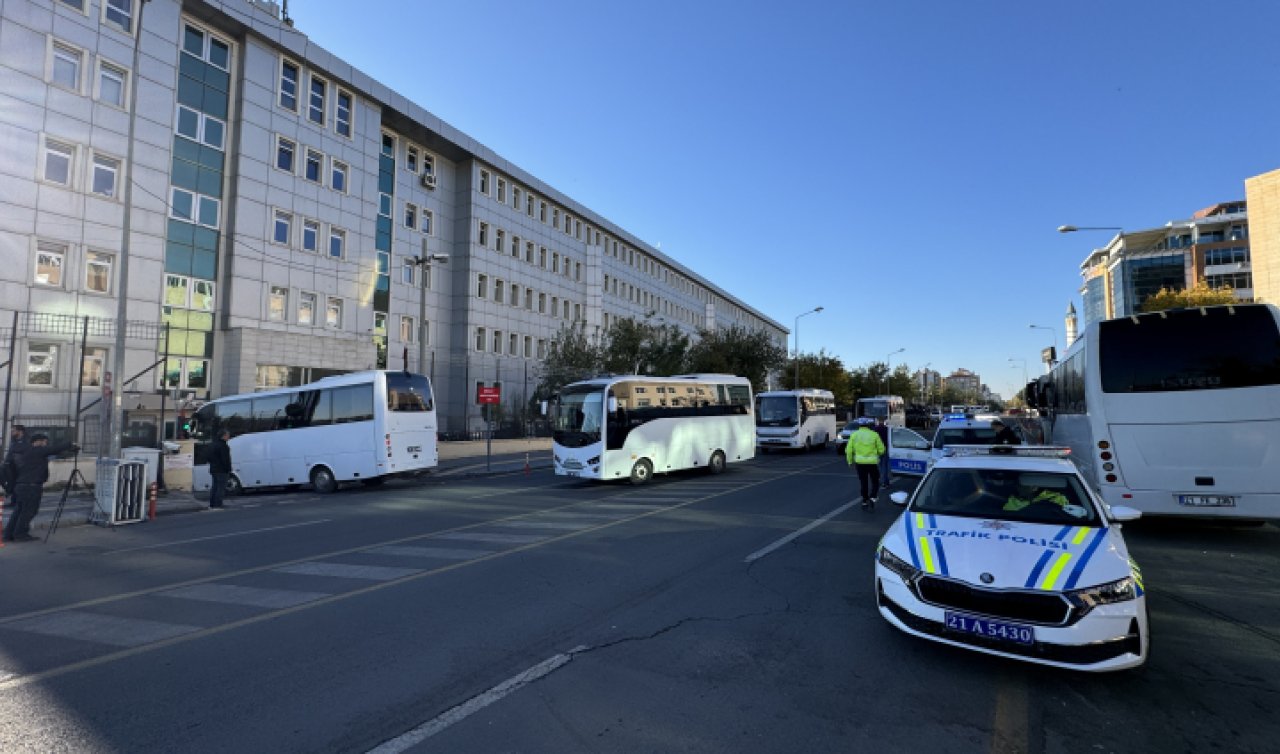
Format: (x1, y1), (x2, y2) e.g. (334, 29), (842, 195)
(9, 437), (552, 536)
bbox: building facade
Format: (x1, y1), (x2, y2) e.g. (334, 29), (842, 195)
(0, 0), (786, 445)
(1076, 202), (1251, 328)
(1244, 169), (1280, 305)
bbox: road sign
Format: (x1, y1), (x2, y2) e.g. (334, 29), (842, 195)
(477, 385), (501, 404)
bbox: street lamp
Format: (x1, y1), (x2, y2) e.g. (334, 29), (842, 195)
(885, 347), (905, 395)
(1028, 324), (1058, 370)
(793, 306), (823, 388)
(410, 238), (448, 376)
(1008, 357), (1027, 387)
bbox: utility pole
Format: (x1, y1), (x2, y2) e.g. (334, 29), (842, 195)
(414, 238), (448, 375)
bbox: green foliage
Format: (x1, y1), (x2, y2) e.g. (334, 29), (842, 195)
(787, 350), (854, 404)
(1139, 282), (1237, 313)
(535, 322), (604, 400)
(685, 325), (787, 393)
(600, 317), (691, 377)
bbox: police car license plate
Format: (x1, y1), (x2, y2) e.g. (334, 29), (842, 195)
(944, 612), (1035, 645)
(1177, 494), (1235, 507)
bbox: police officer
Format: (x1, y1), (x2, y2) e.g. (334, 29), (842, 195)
(207, 428), (232, 510)
(2, 424), (28, 498)
(873, 416), (892, 484)
(846, 418), (886, 510)
(991, 419), (1020, 446)
(3, 433), (76, 542)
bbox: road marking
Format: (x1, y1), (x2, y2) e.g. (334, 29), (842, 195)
(538, 511), (630, 520)
(435, 532), (550, 545)
(366, 646), (585, 753)
(102, 520), (332, 554)
(4, 611), (200, 647)
(588, 503), (665, 510)
(989, 669), (1029, 753)
(492, 520), (595, 530)
(744, 501), (859, 563)
(365, 545), (496, 560)
(158, 584), (331, 609)
(273, 563), (423, 581)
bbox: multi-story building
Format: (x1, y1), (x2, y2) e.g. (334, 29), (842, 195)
(0, 0), (785, 445)
(1076, 202), (1251, 328)
(1244, 169), (1280, 305)
(943, 368), (981, 399)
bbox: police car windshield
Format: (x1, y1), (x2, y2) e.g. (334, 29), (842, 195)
(933, 427), (999, 448)
(911, 468), (1101, 526)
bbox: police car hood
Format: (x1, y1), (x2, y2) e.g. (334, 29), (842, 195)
(884, 512), (1130, 591)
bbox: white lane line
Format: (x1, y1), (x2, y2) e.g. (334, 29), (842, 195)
(434, 532), (549, 545)
(588, 503), (665, 511)
(367, 646), (585, 753)
(104, 520), (332, 554)
(538, 511), (629, 520)
(273, 563), (423, 581)
(365, 545), (496, 560)
(492, 520), (594, 530)
(4, 611), (201, 648)
(744, 501), (859, 563)
(157, 584), (331, 609)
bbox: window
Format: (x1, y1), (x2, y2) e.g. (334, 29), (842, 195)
(497, 178), (506, 203)
(308, 74), (327, 125)
(51, 41), (83, 91)
(43, 138), (74, 186)
(325, 297), (343, 329)
(82, 347), (107, 387)
(85, 251), (114, 293)
(182, 24), (230, 70)
(525, 241), (534, 264)
(191, 279), (215, 311)
(400, 315), (416, 343)
(494, 279), (505, 304)
(495, 229), (505, 254)
(552, 208), (559, 229)
(552, 253), (560, 274)
(103, 0), (133, 34)
(175, 107), (224, 150)
(379, 193), (392, 217)
(97, 60), (127, 108)
(91, 154), (120, 198)
(328, 227), (345, 259)
(538, 293), (546, 313)
(169, 188), (220, 229)
(279, 59), (299, 110)
(26, 344), (58, 387)
(539, 247), (547, 268)
(478, 222), (489, 247)
(537, 339), (546, 359)
(401, 258), (416, 286)
(551, 297), (559, 317)
(476, 274), (488, 298)
(268, 286), (287, 321)
(404, 202), (417, 229)
(539, 201), (547, 222)
(422, 154), (435, 178)
(509, 284), (521, 308)
(335, 90), (353, 137)
(475, 327), (486, 352)
(298, 292), (316, 325)
(492, 330), (503, 354)
(527, 194), (534, 216)
(330, 160), (347, 192)
(513, 187), (522, 209)
(57, 0), (86, 10)
(479, 169), (490, 195)
(509, 333), (518, 356)
(302, 219), (319, 252)
(574, 303), (581, 321)
(276, 136), (295, 172)
(35, 241), (66, 287)
(524, 336), (533, 358)
(421, 208), (433, 235)
(406, 145), (419, 173)
(525, 288), (533, 310)
(511, 235), (520, 258)
(305, 149), (322, 182)
(575, 262), (582, 281)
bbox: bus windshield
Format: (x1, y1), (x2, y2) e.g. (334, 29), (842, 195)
(386, 372), (433, 411)
(553, 385), (604, 448)
(859, 399), (890, 419)
(755, 395), (799, 427)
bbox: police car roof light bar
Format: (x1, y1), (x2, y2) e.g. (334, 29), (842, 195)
(941, 445), (1072, 458)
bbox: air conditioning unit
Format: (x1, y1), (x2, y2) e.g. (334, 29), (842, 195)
(420, 173), (436, 189)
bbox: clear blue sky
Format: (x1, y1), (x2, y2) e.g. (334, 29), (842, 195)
(295, 0), (1280, 400)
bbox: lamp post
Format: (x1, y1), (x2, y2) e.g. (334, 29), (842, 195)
(1008, 357), (1027, 387)
(1028, 324), (1058, 368)
(411, 238), (448, 376)
(793, 306), (823, 388)
(885, 347), (904, 395)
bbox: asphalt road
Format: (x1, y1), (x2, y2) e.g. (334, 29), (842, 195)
(0, 448), (1275, 753)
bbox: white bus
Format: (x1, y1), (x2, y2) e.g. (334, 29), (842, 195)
(190, 370), (438, 494)
(1027, 303), (1280, 519)
(549, 374), (755, 484)
(856, 395), (906, 427)
(755, 389), (837, 451)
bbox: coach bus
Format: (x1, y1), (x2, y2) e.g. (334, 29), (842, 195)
(549, 374), (755, 484)
(190, 370), (438, 494)
(1026, 303), (1280, 519)
(856, 395), (906, 427)
(755, 388), (837, 451)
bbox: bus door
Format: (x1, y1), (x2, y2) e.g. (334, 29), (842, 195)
(888, 426), (930, 477)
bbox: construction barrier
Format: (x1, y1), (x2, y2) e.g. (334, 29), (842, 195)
(92, 460), (148, 526)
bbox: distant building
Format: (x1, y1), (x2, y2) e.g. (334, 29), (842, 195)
(944, 368), (981, 398)
(1076, 202), (1251, 328)
(1244, 170), (1280, 305)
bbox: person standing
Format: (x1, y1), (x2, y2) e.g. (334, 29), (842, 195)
(873, 416), (892, 485)
(2, 424), (28, 499)
(991, 419), (1021, 445)
(846, 418), (886, 510)
(207, 428), (232, 510)
(4, 433), (76, 542)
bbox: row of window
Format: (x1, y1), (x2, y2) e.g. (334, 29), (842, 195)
(274, 135), (350, 192)
(474, 274), (583, 321)
(401, 201), (434, 235)
(56, 0), (137, 36)
(31, 240), (115, 293)
(278, 57), (354, 138)
(1203, 246), (1250, 266)
(476, 222), (582, 280)
(22, 342), (110, 389)
(39, 135), (124, 198)
(262, 286), (346, 329)
(478, 167), (589, 243)
(44, 34), (131, 108)
(473, 328), (548, 360)
(271, 210), (348, 258)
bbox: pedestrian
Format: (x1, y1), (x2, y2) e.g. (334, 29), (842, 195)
(3, 432), (76, 543)
(873, 416), (892, 485)
(845, 418), (886, 510)
(2, 424), (28, 499)
(991, 419), (1020, 445)
(207, 428), (232, 510)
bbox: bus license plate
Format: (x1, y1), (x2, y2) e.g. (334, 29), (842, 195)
(1178, 494), (1235, 507)
(944, 612), (1035, 645)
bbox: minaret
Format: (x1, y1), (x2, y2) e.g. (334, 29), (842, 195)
(1065, 301), (1078, 348)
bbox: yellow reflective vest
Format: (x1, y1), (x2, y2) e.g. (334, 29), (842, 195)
(846, 427), (885, 465)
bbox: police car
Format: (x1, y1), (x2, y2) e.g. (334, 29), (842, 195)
(928, 413), (1018, 470)
(875, 445), (1149, 672)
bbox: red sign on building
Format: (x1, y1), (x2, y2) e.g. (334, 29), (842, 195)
(477, 385), (501, 404)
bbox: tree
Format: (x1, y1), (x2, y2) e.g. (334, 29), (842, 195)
(1139, 282), (1237, 313)
(600, 317), (690, 376)
(685, 325), (787, 393)
(789, 349), (853, 405)
(534, 322), (604, 401)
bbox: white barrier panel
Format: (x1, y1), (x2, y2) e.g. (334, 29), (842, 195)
(93, 460), (148, 526)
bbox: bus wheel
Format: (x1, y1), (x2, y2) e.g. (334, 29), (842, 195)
(311, 466), (338, 494)
(225, 474), (244, 497)
(803, 436), (813, 452)
(708, 450), (727, 475)
(629, 459), (653, 485)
